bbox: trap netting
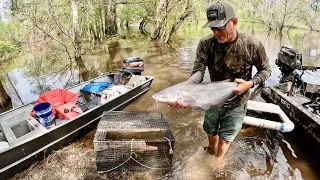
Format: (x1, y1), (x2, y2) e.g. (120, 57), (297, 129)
(94, 111), (175, 172)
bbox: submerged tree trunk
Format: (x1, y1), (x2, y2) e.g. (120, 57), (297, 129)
(105, 0), (117, 35)
(71, 0), (88, 81)
(0, 81), (12, 113)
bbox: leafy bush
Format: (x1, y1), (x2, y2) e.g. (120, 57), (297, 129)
(0, 41), (17, 54)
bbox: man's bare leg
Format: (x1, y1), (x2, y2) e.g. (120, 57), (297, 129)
(206, 135), (219, 155)
(215, 139), (231, 170)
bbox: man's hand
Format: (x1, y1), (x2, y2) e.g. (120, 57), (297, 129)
(233, 79), (254, 95)
(167, 102), (186, 109)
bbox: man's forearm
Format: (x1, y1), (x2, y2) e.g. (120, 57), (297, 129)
(250, 70), (271, 86)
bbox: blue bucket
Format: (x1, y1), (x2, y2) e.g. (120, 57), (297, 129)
(34, 102), (55, 128)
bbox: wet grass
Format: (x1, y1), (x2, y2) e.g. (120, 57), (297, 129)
(10, 130), (137, 180)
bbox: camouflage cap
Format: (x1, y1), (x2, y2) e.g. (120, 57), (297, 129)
(203, 2), (235, 28)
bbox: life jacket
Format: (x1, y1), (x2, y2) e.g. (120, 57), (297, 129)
(30, 89), (78, 118)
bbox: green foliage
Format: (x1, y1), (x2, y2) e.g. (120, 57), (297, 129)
(1, 0), (319, 68)
(78, 0), (105, 37)
(0, 21), (21, 57)
(0, 41), (17, 54)
(117, 0), (157, 26)
(118, 4), (146, 25)
(0, 20), (22, 45)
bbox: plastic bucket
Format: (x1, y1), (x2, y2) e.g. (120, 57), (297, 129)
(34, 102), (55, 128)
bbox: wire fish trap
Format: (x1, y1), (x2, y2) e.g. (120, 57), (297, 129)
(94, 111), (175, 173)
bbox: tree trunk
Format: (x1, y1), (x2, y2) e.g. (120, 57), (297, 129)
(105, 0), (117, 35)
(86, 3), (92, 41)
(151, 0), (167, 40)
(163, 1), (192, 43)
(0, 81), (12, 113)
(10, 0), (18, 11)
(104, 2), (108, 34)
(279, 0), (290, 32)
(139, 18), (147, 30)
(99, 8), (105, 41)
(71, 0), (88, 81)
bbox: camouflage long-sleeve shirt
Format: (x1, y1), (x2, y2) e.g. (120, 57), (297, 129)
(192, 32), (271, 108)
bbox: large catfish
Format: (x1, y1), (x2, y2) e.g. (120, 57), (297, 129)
(152, 71), (238, 110)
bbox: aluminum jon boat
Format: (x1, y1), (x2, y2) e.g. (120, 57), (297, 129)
(0, 72), (154, 179)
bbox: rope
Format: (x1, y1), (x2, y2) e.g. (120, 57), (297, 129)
(99, 156), (132, 173)
(130, 157), (168, 170)
(164, 137), (174, 155)
(99, 138), (172, 173)
(130, 138), (137, 159)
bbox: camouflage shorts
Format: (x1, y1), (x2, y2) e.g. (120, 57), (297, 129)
(203, 103), (247, 141)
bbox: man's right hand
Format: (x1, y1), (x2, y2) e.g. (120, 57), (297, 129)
(167, 102), (186, 109)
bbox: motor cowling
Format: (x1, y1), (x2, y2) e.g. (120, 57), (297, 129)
(122, 57), (144, 75)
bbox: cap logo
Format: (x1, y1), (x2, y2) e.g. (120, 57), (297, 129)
(207, 10), (218, 20)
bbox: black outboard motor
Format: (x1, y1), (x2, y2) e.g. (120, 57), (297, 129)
(121, 57), (144, 75)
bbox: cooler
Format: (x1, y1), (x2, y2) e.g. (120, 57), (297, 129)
(56, 102), (83, 120)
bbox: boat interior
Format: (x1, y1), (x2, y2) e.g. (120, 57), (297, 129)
(0, 72), (152, 152)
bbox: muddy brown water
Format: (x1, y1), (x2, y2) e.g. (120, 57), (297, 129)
(4, 22), (320, 179)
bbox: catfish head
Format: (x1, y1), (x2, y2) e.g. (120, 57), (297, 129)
(152, 71), (203, 105)
(152, 83), (183, 104)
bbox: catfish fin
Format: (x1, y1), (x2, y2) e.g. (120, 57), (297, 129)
(177, 98), (190, 107)
(221, 79), (232, 82)
(200, 104), (211, 110)
(187, 71), (203, 84)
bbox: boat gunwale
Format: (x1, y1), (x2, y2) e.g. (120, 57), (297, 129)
(268, 85), (320, 125)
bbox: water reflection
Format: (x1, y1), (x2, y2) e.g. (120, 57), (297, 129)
(75, 57), (89, 81)
(239, 22), (320, 67)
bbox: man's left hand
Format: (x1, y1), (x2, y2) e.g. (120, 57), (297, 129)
(233, 79), (254, 95)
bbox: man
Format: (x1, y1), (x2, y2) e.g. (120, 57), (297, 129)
(175, 2), (271, 170)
